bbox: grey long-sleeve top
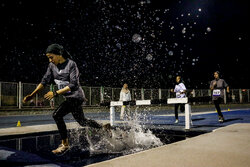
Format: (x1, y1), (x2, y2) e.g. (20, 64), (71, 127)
(210, 79), (228, 100)
(41, 59), (85, 101)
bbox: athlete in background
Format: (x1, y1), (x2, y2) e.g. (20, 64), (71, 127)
(171, 76), (186, 124)
(210, 71), (229, 123)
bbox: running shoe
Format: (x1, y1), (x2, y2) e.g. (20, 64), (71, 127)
(52, 144), (70, 155)
(218, 117), (225, 123)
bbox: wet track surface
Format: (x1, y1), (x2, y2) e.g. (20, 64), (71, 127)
(0, 108), (249, 129)
(1, 109), (250, 167)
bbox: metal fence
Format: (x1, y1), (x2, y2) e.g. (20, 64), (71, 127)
(0, 81), (249, 109)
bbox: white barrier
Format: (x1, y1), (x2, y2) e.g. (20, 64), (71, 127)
(185, 103), (192, 130)
(110, 100), (152, 126)
(110, 106), (115, 126)
(136, 100), (151, 105)
(167, 97), (188, 104)
(110, 98), (192, 129)
(110, 101), (123, 107)
(168, 98), (192, 129)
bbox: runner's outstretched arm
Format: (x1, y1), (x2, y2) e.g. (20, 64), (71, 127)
(23, 83), (44, 103)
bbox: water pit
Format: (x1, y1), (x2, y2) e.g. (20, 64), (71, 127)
(0, 122), (206, 167)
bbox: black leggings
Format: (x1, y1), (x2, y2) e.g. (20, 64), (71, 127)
(213, 98), (224, 118)
(52, 98), (102, 140)
(175, 104), (185, 120)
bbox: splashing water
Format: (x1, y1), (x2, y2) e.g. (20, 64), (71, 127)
(80, 109), (163, 155)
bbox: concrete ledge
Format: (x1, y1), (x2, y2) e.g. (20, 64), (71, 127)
(0, 120), (111, 138)
(86, 123), (250, 167)
(0, 123), (77, 137)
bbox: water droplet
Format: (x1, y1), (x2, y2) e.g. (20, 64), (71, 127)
(116, 43), (121, 49)
(207, 27), (211, 32)
(182, 27), (186, 34)
(146, 54), (153, 61)
(164, 9), (169, 13)
(198, 8), (202, 12)
(132, 34), (142, 43)
(140, 1), (145, 6)
(168, 51), (174, 56)
(115, 25), (122, 30)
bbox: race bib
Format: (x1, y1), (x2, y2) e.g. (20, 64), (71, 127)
(176, 92), (181, 98)
(54, 79), (70, 90)
(213, 89), (221, 96)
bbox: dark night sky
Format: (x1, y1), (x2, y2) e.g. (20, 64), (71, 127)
(0, 0), (249, 89)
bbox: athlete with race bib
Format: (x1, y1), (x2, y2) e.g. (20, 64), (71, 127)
(210, 71), (230, 123)
(171, 76), (186, 124)
(23, 44), (109, 155)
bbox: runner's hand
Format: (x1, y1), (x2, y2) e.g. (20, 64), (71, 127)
(44, 91), (54, 101)
(23, 94), (34, 103)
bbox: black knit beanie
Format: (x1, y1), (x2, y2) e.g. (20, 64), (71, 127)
(46, 44), (64, 55)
